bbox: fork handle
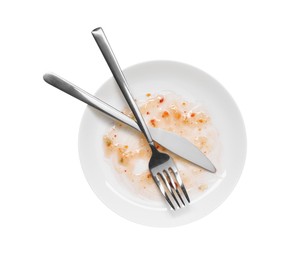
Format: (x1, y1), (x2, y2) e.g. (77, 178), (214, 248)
(91, 27), (154, 146)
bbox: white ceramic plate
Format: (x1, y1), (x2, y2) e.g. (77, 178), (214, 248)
(78, 60), (246, 227)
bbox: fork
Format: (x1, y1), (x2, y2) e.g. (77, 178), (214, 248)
(92, 27), (190, 210)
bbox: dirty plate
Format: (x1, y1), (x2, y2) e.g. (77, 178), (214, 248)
(78, 60), (246, 227)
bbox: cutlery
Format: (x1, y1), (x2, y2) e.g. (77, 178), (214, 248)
(43, 73), (216, 173)
(92, 27), (191, 209)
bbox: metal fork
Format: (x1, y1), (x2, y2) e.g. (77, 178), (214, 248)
(92, 27), (190, 210)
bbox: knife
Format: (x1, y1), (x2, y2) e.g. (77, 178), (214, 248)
(43, 73), (216, 173)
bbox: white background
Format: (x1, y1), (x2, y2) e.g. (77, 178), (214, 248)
(1, 0), (284, 259)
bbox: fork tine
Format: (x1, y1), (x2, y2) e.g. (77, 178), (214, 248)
(153, 175), (175, 210)
(180, 183), (190, 203)
(160, 171), (181, 208)
(170, 167), (190, 203)
(164, 170), (185, 206)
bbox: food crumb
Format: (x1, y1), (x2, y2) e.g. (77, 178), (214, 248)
(174, 111), (181, 119)
(191, 113), (196, 117)
(146, 93), (151, 97)
(150, 119), (156, 127)
(104, 137), (112, 147)
(162, 111), (169, 118)
(198, 184), (208, 191)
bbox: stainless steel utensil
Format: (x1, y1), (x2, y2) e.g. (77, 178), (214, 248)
(43, 73), (216, 174)
(92, 27), (190, 209)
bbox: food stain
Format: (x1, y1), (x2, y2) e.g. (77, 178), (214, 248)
(103, 92), (221, 201)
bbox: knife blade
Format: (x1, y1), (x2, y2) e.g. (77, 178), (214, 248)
(43, 73), (216, 173)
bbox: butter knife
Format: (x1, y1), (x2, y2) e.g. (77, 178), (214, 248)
(43, 73), (216, 173)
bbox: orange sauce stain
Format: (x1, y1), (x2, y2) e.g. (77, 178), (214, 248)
(102, 92), (220, 201)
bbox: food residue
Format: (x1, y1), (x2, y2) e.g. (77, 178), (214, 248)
(103, 92), (222, 202)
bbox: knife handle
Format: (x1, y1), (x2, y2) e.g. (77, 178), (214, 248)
(43, 73), (140, 131)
